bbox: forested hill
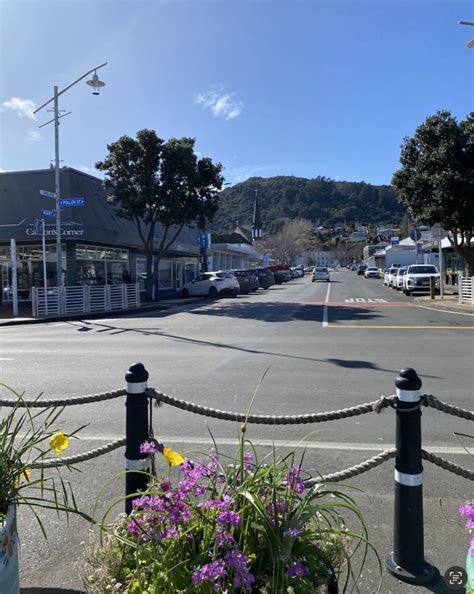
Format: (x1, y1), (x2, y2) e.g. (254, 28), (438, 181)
(212, 176), (405, 234)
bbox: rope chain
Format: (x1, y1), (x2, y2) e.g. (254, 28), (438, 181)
(30, 438), (126, 468)
(0, 389), (127, 408)
(422, 394), (474, 421)
(305, 449), (396, 485)
(422, 450), (474, 481)
(147, 388), (397, 424)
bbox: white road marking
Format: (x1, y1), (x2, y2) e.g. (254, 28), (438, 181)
(322, 283), (331, 327)
(415, 304), (474, 317)
(0, 358), (14, 361)
(76, 435), (470, 455)
(344, 298), (387, 303)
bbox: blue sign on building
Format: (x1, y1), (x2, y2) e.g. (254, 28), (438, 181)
(34, 220), (44, 234)
(199, 233), (209, 248)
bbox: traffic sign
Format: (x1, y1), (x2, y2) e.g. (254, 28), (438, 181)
(59, 198), (85, 207)
(34, 220), (44, 234)
(39, 189), (56, 199)
(199, 233), (209, 248)
(41, 209), (57, 217)
(410, 229), (422, 241)
(390, 236), (399, 245)
(430, 223), (446, 241)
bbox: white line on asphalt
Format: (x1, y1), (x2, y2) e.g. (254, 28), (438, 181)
(322, 283), (331, 327)
(414, 304), (474, 317)
(77, 435), (470, 455)
(0, 358), (14, 360)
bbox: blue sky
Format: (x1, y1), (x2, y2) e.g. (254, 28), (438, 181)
(1, 0), (472, 186)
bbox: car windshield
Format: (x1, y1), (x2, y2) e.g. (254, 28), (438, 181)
(315, 267), (328, 272)
(409, 266), (438, 274)
(367, 268), (378, 271)
(216, 272), (235, 279)
(397, 268), (407, 275)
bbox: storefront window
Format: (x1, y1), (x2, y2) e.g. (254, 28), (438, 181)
(158, 260), (173, 289)
(76, 245), (129, 285)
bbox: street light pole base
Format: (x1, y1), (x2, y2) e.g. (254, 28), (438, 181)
(385, 552), (439, 585)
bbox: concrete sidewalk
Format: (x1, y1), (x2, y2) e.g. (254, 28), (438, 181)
(0, 297), (205, 327)
(414, 294), (473, 314)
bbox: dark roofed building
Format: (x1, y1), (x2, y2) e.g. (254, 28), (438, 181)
(0, 167), (200, 301)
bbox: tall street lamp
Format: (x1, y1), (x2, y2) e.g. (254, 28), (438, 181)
(459, 20), (474, 48)
(33, 62), (107, 299)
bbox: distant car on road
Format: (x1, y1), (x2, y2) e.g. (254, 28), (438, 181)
(393, 267), (408, 290)
(402, 265), (440, 296)
(364, 267), (380, 278)
(356, 265), (367, 276)
(181, 271), (239, 298)
(312, 267), (330, 282)
(383, 267), (399, 287)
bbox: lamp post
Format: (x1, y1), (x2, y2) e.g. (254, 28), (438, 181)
(459, 20), (474, 47)
(33, 63), (107, 303)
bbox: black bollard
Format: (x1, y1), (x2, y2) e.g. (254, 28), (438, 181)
(384, 368), (439, 584)
(125, 362), (150, 515)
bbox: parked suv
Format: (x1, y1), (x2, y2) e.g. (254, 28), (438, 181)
(393, 267), (408, 291)
(356, 265), (367, 276)
(233, 270), (258, 294)
(402, 265), (440, 296)
(364, 267), (380, 279)
(181, 271), (239, 298)
(312, 267), (330, 282)
(254, 268), (275, 289)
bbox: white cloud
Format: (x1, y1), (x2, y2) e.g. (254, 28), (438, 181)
(2, 97), (37, 120)
(195, 89), (243, 120)
(27, 129), (41, 142)
(0, 168), (5, 173)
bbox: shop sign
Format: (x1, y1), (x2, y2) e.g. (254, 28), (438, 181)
(26, 225), (84, 237)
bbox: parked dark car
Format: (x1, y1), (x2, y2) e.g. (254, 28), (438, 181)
(357, 265), (368, 275)
(254, 268), (275, 289)
(233, 270), (257, 294)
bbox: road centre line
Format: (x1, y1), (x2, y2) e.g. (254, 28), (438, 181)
(76, 435), (471, 455)
(322, 283), (331, 327)
(327, 325), (474, 329)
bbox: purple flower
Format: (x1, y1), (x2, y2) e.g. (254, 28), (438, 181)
(217, 511), (241, 527)
(192, 560), (227, 585)
(139, 440), (158, 454)
(225, 550), (255, 590)
(195, 485), (205, 496)
(160, 480), (171, 492)
(284, 464), (305, 494)
(459, 502), (474, 529)
(216, 526), (235, 546)
(158, 527), (179, 540)
(284, 527), (302, 538)
(288, 562), (310, 577)
(243, 451), (253, 471)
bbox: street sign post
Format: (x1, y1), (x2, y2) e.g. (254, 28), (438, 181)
(199, 233), (209, 248)
(42, 209), (57, 218)
(431, 225), (446, 300)
(59, 198), (85, 207)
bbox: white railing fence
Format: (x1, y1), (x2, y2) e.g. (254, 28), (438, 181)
(31, 284), (140, 317)
(458, 276), (474, 304)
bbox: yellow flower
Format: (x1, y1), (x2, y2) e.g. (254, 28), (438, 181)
(49, 432), (69, 455)
(163, 448), (184, 466)
(21, 469), (31, 481)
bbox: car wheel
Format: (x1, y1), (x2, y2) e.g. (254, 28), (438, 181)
(405, 289), (411, 296)
(312, 279), (315, 282)
(231, 289), (239, 297)
(392, 284), (396, 289)
(182, 288), (189, 298)
(209, 286), (218, 298)
(327, 279), (330, 282)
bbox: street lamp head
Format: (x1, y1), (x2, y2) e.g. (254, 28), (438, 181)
(86, 71), (106, 95)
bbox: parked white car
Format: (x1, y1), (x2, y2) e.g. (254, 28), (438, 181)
(383, 267), (399, 287)
(181, 271), (239, 298)
(364, 267), (380, 279)
(312, 267), (330, 282)
(393, 267), (408, 290)
(402, 265), (440, 296)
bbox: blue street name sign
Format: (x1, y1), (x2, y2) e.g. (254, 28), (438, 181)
(42, 209), (57, 217)
(59, 198), (85, 207)
(199, 233), (209, 248)
(34, 220), (44, 234)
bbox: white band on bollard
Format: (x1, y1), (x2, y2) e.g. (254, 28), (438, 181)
(396, 388), (421, 402)
(395, 469), (423, 486)
(125, 458), (150, 471)
(126, 381), (148, 394)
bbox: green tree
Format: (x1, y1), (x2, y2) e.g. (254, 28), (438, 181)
(96, 129), (224, 300)
(392, 111), (474, 274)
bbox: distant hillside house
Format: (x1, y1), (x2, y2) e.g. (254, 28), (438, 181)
(350, 231), (368, 242)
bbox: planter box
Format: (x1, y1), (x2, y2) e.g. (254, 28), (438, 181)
(0, 506), (19, 594)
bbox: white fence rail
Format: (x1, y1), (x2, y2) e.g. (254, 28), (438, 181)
(31, 284), (140, 317)
(458, 276), (474, 304)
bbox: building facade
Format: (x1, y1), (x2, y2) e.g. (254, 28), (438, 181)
(0, 168), (201, 301)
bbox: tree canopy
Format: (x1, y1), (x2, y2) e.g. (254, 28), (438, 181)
(392, 111), (474, 274)
(96, 129), (224, 299)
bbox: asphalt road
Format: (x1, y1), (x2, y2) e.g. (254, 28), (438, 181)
(1, 269), (473, 593)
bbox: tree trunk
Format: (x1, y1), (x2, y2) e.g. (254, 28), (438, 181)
(453, 243), (474, 276)
(145, 251), (154, 301)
